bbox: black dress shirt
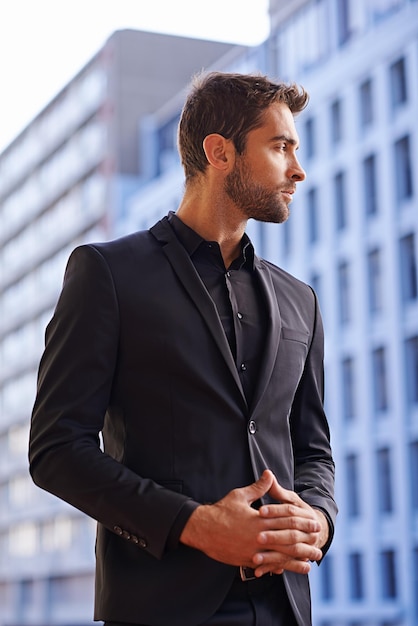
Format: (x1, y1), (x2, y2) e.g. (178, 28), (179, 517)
(168, 212), (267, 407)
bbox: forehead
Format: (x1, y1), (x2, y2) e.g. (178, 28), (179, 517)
(251, 102), (300, 144)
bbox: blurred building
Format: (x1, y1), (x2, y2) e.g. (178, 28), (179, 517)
(0, 29), (238, 625)
(1, 1), (417, 625)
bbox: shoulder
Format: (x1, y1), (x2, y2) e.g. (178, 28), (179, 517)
(68, 227), (159, 270)
(259, 257), (315, 301)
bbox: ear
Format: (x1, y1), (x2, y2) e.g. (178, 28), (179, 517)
(203, 134), (235, 171)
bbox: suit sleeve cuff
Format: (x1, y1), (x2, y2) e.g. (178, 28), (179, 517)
(313, 506), (334, 562)
(165, 499), (200, 551)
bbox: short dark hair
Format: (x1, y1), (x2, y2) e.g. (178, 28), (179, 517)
(178, 71), (309, 182)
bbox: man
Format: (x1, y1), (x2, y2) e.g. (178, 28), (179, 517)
(29, 72), (337, 626)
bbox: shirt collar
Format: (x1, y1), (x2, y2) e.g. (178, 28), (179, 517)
(167, 211), (255, 271)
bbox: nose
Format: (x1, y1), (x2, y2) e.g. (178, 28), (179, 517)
(289, 157), (306, 182)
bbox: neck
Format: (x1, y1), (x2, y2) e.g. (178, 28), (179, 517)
(176, 184), (247, 268)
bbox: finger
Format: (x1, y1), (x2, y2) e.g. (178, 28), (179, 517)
(259, 512), (321, 533)
(254, 543), (322, 565)
(259, 504), (321, 528)
(257, 531), (323, 558)
(240, 469), (275, 506)
(254, 559), (311, 576)
(267, 478), (307, 509)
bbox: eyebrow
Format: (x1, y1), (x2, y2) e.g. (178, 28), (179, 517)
(270, 134), (300, 149)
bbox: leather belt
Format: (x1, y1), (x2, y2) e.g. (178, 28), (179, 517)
(239, 566), (257, 581)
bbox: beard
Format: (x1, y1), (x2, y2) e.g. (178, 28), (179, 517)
(224, 156), (290, 224)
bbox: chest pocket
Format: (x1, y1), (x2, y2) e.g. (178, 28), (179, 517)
(281, 327), (309, 345)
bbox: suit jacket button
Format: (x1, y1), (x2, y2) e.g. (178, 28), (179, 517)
(248, 420), (257, 434)
(113, 526), (123, 536)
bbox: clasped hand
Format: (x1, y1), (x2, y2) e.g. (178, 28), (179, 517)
(180, 469), (327, 576)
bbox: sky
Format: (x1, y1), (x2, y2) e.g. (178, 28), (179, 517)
(0, 0), (270, 153)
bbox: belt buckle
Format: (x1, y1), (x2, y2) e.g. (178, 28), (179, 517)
(239, 566), (257, 581)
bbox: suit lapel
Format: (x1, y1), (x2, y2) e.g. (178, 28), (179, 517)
(150, 219), (246, 403)
(250, 258), (282, 415)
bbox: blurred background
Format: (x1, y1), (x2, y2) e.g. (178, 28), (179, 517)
(0, 0), (417, 624)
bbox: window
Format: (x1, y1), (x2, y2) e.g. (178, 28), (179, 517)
(337, 0), (351, 45)
(414, 548), (418, 623)
(9, 522), (38, 556)
(320, 554), (334, 601)
(376, 448), (393, 514)
(399, 234), (417, 302)
(363, 154), (378, 216)
(310, 273), (322, 305)
(19, 579), (35, 612)
(372, 347), (389, 412)
(405, 336), (418, 406)
(380, 549), (397, 598)
(346, 453), (361, 517)
(359, 79), (374, 127)
(331, 99), (343, 145)
(390, 57), (407, 109)
(342, 357), (356, 420)
(307, 187), (319, 244)
(334, 171), (347, 230)
(410, 442), (418, 510)
(282, 218), (291, 257)
(304, 117), (315, 160)
(394, 135), (413, 202)
(349, 552), (364, 599)
(338, 260), (351, 324)
(368, 248), (383, 313)
(48, 573), (94, 606)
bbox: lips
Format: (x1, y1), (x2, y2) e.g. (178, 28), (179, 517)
(281, 189), (295, 201)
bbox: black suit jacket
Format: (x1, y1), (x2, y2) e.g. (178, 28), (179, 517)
(29, 216), (337, 626)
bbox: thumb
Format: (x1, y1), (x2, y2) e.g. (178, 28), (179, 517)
(242, 469), (274, 505)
